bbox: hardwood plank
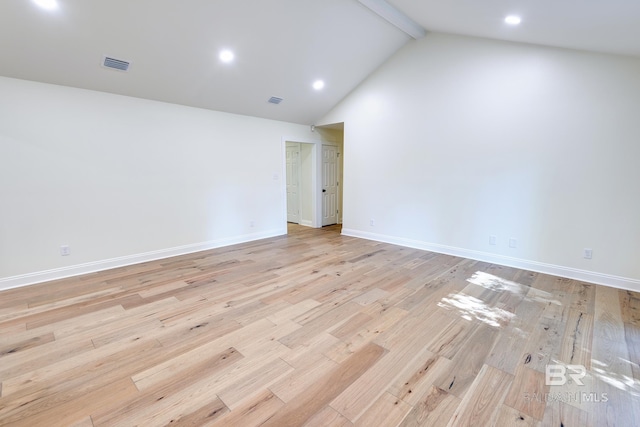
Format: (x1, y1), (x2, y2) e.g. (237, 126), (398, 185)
(14, 305), (126, 337)
(537, 277), (575, 323)
(217, 357), (293, 409)
(90, 318), (164, 348)
(520, 314), (566, 373)
(261, 342), (386, 427)
(25, 299), (129, 330)
(591, 375), (640, 427)
(540, 401), (592, 427)
(104, 355), (286, 426)
(53, 296), (179, 341)
(131, 318), (275, 390)
(494, 404), (539, 427)
(433, 324), (500, 399)
(508, 293), (545, 335)
(0, 337), (161, 399)
(266, 299), (321, 325)
(353, 391), (412, 426)
(397, 385), (460, 427)
(328, 312), (373, 340)
(620, 289), (640, 326)
(0, 331), (55, 357)
(2, 377), (138, 426)
(279, 302), (361, 348)
(325, 305), (407, 363)
(136, 279), (191, 298)
(0, 322), (26, 337)
(211, 390), (284, 427)
(503, 365), (549, 420)
(424, 313), (478, 359)
(589, 286), (640, 425)
(299, 287), (358, 314)
(448, 364), (513, 427)
(303, 405), (353, 427)
(625, 322), (640, 381)
(282, 331), (341, 367)
(388, 354), (453, 406)
(160, 397), (229, 426)
(331, 309), (449, 421)
(0, 335), (95, 382)
(0, 287), (122, 324)
(269, 352), (338, 403)
(592, 286), (634, 386)
(68, 416), (95, 427)
(485, 329), (528, 375)
(557, 309), (593, 368)
(351, 288), (389, 306)
(90, 347), (241, 425)
(231, 319), (300, 357)
(569, 282), (596, 314)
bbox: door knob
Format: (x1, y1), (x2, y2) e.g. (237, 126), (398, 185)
(322, 189), (326, 192)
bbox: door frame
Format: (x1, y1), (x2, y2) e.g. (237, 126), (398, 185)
(281, 135), (322, 228)
(285, 142), (302, 224)
(321, 143), (340, 226)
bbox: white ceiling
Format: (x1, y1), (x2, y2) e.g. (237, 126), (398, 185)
(1, 0), (638, 125)
(390, 0), (640, 58)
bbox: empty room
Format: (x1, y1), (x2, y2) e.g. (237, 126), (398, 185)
(1, 0), (639, 426)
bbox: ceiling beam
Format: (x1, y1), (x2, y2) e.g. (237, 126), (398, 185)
(358, 0), (426, 39)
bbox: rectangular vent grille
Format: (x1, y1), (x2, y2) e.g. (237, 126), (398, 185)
(268, 96), (283, 105)
(103, 56), (130, 71)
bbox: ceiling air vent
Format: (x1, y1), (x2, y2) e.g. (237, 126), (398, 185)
(102, 56), (130, 71)
(268, 96), (283, 105)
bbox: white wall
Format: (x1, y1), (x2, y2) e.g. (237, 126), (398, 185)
(0, 76), (313, 288)
(320, 33), (640, 290)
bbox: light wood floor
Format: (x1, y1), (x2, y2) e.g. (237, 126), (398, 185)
(0, 224), (638, 426)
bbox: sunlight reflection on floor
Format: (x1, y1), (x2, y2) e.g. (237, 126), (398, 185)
(437, 293), (514, 328)
(437, 271), (558, 328)
(466, 271), (526, 295)
(436, 269), (640, 418)
(591, 358), (640, 396)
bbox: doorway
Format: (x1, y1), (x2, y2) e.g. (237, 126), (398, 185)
(285, 141), (314, 227)
(322, 144), (339, 226)
(285, 142), (300, 224)
(283, 122), (344, 231)
(317, 123), (344, 227)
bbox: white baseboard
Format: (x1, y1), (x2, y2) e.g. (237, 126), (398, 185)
(0, 228), (286, 292)
(341, 228), (640, 293)
(299, 220), (314, 227)
(5, 227), (638, 294)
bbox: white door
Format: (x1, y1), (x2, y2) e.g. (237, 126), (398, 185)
(286, 143), (300, 223)
(322, 145), (339, 226)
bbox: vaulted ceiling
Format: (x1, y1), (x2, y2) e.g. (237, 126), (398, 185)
(1, 0), (638, 125)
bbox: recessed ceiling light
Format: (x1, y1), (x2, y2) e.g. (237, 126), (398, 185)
(33, 0), (58, 10)
(219, 50), (234, 63)
(504, 15), (521, 25)
(313, 80), (325, 91)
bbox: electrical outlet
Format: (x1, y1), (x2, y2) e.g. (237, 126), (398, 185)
(489, 235), (497, 245)
(370, 219), (375, 226)
(509, 238), (517, 248)
(250, 220), (255, 228)
(60, 245), (71, 256)
(583, 248), (593, 259)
